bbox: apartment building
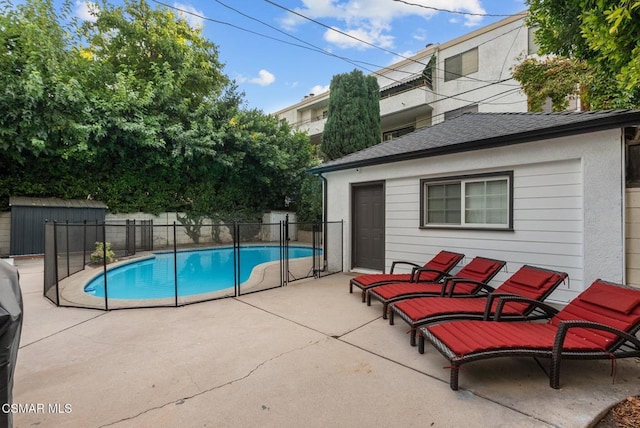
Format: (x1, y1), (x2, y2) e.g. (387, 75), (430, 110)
(274, 13), (539, 145)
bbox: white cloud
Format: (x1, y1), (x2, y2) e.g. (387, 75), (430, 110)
(412, 28), (428, 42)
(309, 84), (330, 95)
(173, 2), (205, 29)
(279, 0), (487, 49)
(463, 15), (484, 27)
(323, 25), (394, 50)
(249, 70), (276, 86)
(75, 1), (99, 22)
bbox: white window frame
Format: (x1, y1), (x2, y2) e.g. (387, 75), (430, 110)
(420, 171), (513, 230)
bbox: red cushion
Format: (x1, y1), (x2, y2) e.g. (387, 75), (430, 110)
(579, 286), (640, 315)
(508, 268), (554, 289)
(353, 273), (413, 287)
(429, 251), (458, 265)
(393, 297), (518, 322)
(496, 267), (563, 302)
(550, 280), (640, 349)
(372, 280), (479, 300)
(414, 270), (443, 282)
(453, 258), (503, 284)
(463, 258), (496, 275)
(426, 251), (461, 270)
(427, 321), (603, 356)
(372, 282), (441, 299)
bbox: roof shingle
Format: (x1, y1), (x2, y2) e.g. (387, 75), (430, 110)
(309, 110), (640, 173)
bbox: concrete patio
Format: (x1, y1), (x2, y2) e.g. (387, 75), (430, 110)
(11, 258), (640, 427)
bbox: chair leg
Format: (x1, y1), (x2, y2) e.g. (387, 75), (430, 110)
(418, 332), (425, 354)
(382, 302), (388, 319)
(410, 328), (417, 346)
(550, 357), (561, 389)
(389, 309), (395, 325)
(361, 290), (366, 303)
(450, 365), (460, 390)
(366, 292), (371, 306)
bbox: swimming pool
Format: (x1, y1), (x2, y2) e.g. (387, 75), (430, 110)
(84, 246), (317, 299)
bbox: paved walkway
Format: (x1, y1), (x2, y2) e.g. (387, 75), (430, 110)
(11, 259), (640, 427)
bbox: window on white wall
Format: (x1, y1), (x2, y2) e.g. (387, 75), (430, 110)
(626, 127), (640, 187)
(527, 26), (540, 55)
(444, 48), (479, 81)
(421, 171), (513, 229)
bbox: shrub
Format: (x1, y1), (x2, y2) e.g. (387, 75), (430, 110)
(91, 242), (115, 264)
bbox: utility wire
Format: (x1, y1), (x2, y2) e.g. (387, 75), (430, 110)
(392, 0), (527, 18)
(149, 0), (526, 110)
(152, 0), (522, 88)
(264, 0), (414, 62)
(209, 0), (378, 73)
(262, 0), (525, 85)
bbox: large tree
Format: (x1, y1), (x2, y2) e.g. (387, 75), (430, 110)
(321, 69), (380, 161)
(0, 0), (314, 216)
(517, 0), (640, 110)
(0, 0), (89, 164)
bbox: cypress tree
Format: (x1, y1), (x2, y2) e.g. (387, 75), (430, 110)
(321, 69), (381, 160)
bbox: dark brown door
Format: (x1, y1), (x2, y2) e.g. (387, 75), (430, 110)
(352, 182), (385, 271)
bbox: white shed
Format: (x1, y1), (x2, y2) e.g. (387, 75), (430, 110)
(309, 110), (640, 304)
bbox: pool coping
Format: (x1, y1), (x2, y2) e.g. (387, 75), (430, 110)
(55, 246), (319, 309)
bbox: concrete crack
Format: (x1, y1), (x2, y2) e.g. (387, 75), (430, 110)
(18, 312), (108, 349)
(98, 339), (322, 427)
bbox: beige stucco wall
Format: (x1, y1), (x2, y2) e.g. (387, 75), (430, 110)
(0, 212), (10, 257)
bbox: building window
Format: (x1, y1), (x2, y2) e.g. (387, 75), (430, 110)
(527, 26), (540, 55)
(444, 104), (478, 121)
(626, 127), (640, 187)
(421, 172), (513, 229)
(444, 48), (478, 81)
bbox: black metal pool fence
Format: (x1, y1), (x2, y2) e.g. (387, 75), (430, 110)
(44, 219), (343, 310)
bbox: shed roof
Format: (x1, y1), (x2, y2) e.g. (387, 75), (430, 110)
(9, 197), (108, 209)
(309, 110), (640, 174)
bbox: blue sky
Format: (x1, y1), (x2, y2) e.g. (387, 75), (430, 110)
(74, 0), (528, 113)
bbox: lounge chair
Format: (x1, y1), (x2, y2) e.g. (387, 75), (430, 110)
(349, 250), (464, 303)
(388, 265), (568, 346)
(367, 256), (506, 319)
(420, 279), (640, 390)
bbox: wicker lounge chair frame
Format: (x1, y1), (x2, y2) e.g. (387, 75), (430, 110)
(349, 251), (464, 303)
(367, 257), (506, 319)
(420, 279), (640, 390)
(388, 265), (568, 346)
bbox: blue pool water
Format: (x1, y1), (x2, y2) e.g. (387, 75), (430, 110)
(84, 246), (316, 299)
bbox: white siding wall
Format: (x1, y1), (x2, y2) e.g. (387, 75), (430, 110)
(325, 129), (624, 304)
